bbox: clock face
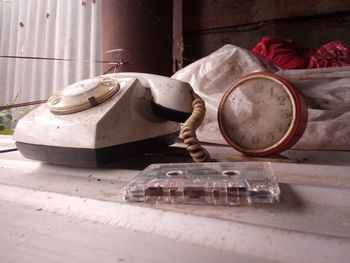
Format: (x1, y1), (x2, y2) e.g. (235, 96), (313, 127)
(219, 74), (299, 155)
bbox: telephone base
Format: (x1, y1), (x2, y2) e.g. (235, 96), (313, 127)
(16, 132), (179, 168)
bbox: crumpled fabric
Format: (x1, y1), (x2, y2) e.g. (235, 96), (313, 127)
(172, 44), (350, 150)
(277, 67), (350, 150)
(251, 36), (350, 69)
(172, 44), (265, 145)
(251, 36), (308, 69)
(308, 40), (350, 68)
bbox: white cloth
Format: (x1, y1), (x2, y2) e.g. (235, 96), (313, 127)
(277, 67), (350, 150)
(172, 44), (265, 145)
(172, 44), (350, 150)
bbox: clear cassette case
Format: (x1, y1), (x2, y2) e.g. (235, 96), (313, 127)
(124, 162), (280, 205)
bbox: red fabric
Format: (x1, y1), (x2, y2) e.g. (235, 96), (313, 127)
(308, 40), (350, 68)
(251, 36), (309, 69)
(251, 36), (350, 69)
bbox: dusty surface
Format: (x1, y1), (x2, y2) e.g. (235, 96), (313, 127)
(0, 139), (350, 262)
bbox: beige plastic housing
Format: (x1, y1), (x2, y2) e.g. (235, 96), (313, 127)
(14, 73), (194, 149)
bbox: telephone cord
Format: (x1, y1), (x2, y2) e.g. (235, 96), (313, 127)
(180, 94), (211, 162)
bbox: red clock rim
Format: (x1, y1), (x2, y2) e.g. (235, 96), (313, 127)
(218, 72), (308, 156)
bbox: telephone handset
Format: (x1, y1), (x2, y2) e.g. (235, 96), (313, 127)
(14, 73), (210, 167)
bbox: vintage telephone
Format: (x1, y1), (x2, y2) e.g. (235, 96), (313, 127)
(13, 73), (210, 167)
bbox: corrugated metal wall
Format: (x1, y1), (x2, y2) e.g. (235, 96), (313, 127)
(0, 0), (102, 106)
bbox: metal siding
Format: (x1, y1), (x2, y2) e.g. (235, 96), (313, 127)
(0, 0), (102, 106)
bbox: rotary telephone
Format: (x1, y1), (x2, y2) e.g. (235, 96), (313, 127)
(13, 73), (210, 167)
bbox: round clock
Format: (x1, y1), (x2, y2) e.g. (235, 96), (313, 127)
(218, 72), (308, 156)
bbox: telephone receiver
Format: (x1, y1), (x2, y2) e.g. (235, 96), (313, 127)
(13, 73), (209, 167)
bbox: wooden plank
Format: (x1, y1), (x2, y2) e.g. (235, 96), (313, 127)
(183, 0), (350, 31)
(173, 0), (184, 72)
(184, 13), (350, 61)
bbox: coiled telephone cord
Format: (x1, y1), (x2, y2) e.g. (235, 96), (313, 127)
(180, 94), (211, 162)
